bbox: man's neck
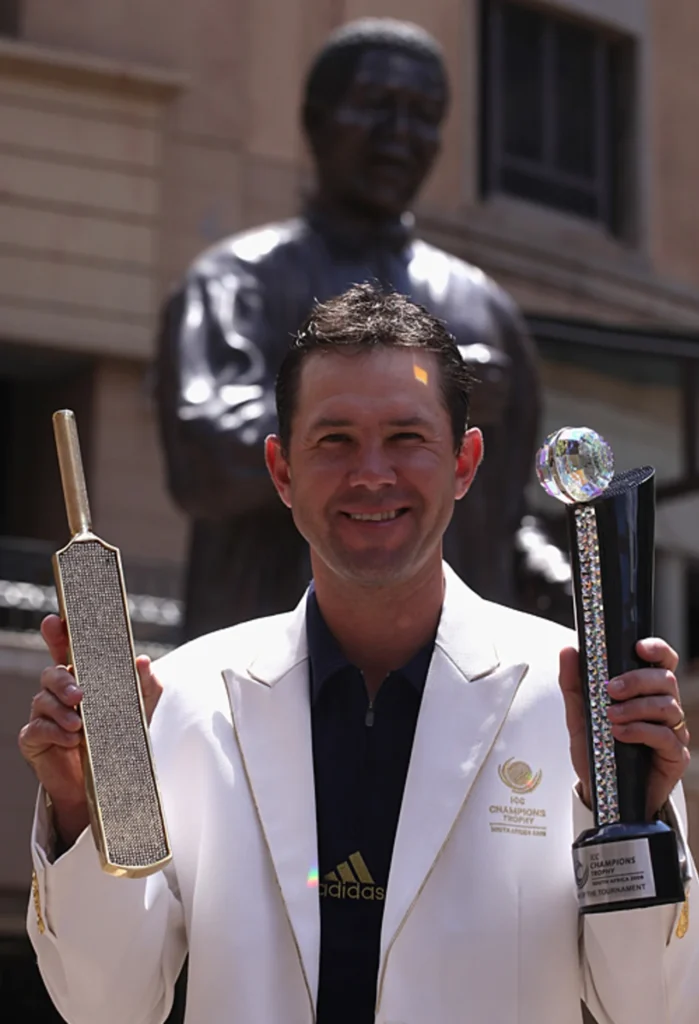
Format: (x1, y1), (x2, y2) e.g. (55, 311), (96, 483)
(305, 190), (414, 249)
(311, 557), (444, 698)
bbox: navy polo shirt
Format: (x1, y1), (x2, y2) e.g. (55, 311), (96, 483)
(307, 587), (434, 1024)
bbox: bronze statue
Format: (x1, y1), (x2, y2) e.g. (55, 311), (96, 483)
(155, 18), (542, 640)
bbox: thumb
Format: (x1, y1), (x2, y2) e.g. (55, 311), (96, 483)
(558, 646), (586, 736)
(40, 614), (70, 667)
(136, 656), (163, 724)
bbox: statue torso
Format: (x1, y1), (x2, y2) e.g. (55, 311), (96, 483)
(193, 210), (510, 380)
(176, 210), (532, 636)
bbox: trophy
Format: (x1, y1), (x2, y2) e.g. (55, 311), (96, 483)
(53, 409), (171, 877)
(536, 427), (685, 913)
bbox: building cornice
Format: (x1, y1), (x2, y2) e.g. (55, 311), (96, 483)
(0, 38), (188, 99)
(419, 203), (699, 328)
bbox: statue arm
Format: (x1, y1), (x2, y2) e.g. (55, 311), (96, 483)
(492, 287), (542, 532)
(155, 265), (281, 520)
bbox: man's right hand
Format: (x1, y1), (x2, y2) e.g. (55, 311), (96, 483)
(18, 614), (163, 849)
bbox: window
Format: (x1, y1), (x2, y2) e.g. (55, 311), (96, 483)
(0, 0), (21, 37)
(481, 0), (635, 236)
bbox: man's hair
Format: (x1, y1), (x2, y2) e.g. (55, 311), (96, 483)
(302, 18), (449, 135)
(276, 283), (473, 454)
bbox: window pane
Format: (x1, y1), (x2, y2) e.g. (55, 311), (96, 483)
(500, 165), (600, 220)
(607, 41), (633, 237)
(501, 5), (545, 162)
(554, 23), (597, 179)
(0, 0), (21, 37)
(481, 1), (630, 234)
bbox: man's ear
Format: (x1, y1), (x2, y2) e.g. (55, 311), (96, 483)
(454, 427), (484, 501)
(265, 435), (293, 509)
(303, 101), (334, 157)
(302, 101), (322, 138)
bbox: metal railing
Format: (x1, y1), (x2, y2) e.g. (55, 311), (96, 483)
(0, 536), (183, 647)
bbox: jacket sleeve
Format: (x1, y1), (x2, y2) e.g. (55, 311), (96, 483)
(27, 793), (186, 1024)
(578, 785), (699, 1023)
(27, 671), (189, 1024)
(154, 258), (282, 521)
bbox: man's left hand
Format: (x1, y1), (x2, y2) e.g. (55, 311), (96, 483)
(559, 638), (691, 818)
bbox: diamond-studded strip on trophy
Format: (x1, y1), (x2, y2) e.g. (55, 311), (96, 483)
(574, 506), (618, 826)
(52, 410), (171, 878)
(536, 427), (684, 914)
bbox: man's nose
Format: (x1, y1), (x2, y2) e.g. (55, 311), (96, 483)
(348, 444), (396, 490)
(384, 100), (411, 140)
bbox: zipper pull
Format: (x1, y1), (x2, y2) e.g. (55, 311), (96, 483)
(365, 702), (375, 727)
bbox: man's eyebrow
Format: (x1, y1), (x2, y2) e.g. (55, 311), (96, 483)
(387, 416), (431, 428)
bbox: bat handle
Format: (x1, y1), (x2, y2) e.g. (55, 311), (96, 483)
(53, 410), (92, 537)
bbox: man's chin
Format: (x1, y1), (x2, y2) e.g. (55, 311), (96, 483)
(345, 185), (417, 222)
(328, 553), (417, 588)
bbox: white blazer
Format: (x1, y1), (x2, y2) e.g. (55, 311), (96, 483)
(28, 566), (699, 1024)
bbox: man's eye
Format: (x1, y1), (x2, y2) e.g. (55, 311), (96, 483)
(319, 433), (350, 444)
(415, 103), (442, 125)
(392, 432), (424, 442)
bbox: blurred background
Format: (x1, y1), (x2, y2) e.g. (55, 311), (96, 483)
(0, 0), (698, 1017)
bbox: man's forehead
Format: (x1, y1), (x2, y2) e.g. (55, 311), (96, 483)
(302, 345), (436, 369)
(298, 347), (439, 399)
(353, 48), (445, 95)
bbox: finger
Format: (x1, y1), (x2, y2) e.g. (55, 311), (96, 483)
(611, 720), (689, 764)
(673, 723), (691, 748)
(556, 647), (589, 753)
(559, 646), (581, 696)
(606, 668), (679, 703)
(39, 666), (83, 707)
(607, 695), (687, 734)
(136, 657), (163, 724)
(635, 637), (679, 673)
(40, 615), (70, 667)
(19, 718), (83, 759)
(30, 690), (83, 732)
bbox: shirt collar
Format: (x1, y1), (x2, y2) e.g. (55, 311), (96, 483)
(306, 583), (434, 704)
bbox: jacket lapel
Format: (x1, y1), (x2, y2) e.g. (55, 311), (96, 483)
(379, 567), (529, 974)
(222, 597), (320, 1012)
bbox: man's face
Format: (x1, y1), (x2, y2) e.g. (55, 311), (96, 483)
(312, 48), (447, 219)
(266, 348), (481, 588)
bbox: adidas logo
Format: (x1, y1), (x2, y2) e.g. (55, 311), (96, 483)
(319, 851), (385, 901)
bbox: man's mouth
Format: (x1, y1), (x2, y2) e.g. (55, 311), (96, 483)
(342, 509), (408, 522)
(370, 159), (411, 177)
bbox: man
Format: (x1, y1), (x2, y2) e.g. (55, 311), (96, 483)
(156, 17), (542, 640)
(22, 287), (697, 1023)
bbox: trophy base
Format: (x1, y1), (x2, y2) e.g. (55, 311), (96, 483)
(573, 821), (685, 914)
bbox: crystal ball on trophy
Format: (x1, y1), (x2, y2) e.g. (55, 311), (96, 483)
(536, 426), (614, 504)
(536, 427), (685, 914)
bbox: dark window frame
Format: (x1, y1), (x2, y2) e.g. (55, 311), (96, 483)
(480, 0), (636, 239)
(0, 0), (21, 38)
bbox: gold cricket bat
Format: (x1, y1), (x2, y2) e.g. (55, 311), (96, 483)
(52, 409), (171, 877)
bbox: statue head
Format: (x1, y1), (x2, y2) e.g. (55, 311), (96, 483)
(302, 18), (449, 221)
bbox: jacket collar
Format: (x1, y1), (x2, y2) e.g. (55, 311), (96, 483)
(246, 563), (499, 688)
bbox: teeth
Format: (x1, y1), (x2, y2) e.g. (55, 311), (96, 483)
(348, 511), (399, 521)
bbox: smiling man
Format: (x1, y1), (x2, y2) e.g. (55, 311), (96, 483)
(22, 284), (699, 1023)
